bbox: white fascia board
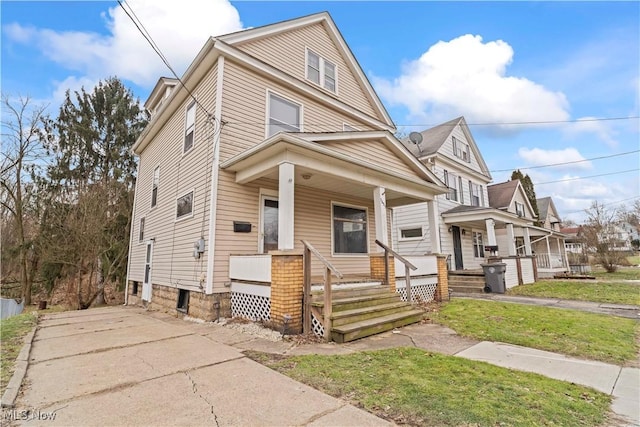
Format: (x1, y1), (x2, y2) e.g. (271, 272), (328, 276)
(442, 208), (533, 227)
(218, 12), (330, 44)
(433, 154), (493, 184)
(457, 117), (492, 179)
(214, 41), (394, 132)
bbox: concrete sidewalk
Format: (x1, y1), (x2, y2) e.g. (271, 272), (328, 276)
(8, 307), (391, 426)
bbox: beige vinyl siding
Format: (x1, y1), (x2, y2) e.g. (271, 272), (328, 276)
(211, 174), (381, 290)
(442, 124), (486, 175)
(510, 189), (535, 219)
(128, 63), (218, 290)
(220, 59), (374, 162)
(235, 23), (380, 120)
(320, 140), (417, 179)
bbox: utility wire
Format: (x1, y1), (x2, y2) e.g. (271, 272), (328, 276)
(490, 149), (640, 173)
(534, 169), (640, 186)
(562, 196), (640, 215)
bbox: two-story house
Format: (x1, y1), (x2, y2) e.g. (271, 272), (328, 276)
(125, 12), (449, 341)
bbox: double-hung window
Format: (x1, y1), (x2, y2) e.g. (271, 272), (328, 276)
(139, 217), (145, 242)
(268, 93), (301, 137)
(306, 49), (337, 93)
(469, 181), (482, 207)
(184, 102), (196, 153)
(473, 232), (485, 258)
(151, 166), (159, 208)
(333, 204), (367, 254)
(444, 170), (459, 202)
(515, 201), (525, 217)
(452, 136), (470, 162)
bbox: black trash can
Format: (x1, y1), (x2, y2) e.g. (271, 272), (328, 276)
(481, 263), (507, 293)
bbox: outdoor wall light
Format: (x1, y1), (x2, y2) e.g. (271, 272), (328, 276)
(301, 173), (312, 180)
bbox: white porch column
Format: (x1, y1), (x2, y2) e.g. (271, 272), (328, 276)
(545, 236), (552, 258)
(373, 187), (388, 252)
(485, 219), (497, 246)
(506, 223), (517, 256)
(523, 227), (532, 256)
(278, 162), (295, 250)
(427, 199), (441, 254)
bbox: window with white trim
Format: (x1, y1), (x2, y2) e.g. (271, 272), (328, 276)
(469, 181), (482, 207)
(452, 136), (470, 162)
(400, 227), (423, 240)
(473, 232), (485, 258)
(333, 204), (367, 254)
(515, 236), (526, 256)
(515, 201), (525, 217)
(306, 49), (337, 93)
(444, 170), (459, 202)
(184, 102), (196, 153)
(458, 176), (464, 204)
(176, 191), (194, 220)
(139, 217), (145, 242)
(268, 93), (301, 137)
(151, 166), (159, 208)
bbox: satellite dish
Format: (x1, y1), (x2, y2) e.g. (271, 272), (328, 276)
(409, 132), (423, 145)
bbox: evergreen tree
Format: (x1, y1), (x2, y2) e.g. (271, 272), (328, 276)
(511, 169), (540, 225)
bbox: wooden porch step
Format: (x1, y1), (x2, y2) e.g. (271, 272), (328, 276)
(330, 301), (415, 327)
(313, 292), (401, 312)
(310, 284), (387, 301)
(449, 284), (486, 294)
(331, 309), (425, 343)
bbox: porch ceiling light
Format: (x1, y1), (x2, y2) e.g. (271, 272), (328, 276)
(301, 173), (312, 180)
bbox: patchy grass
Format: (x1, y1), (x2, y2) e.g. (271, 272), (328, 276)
(432, 299), (639, 365)
(0, 311), (37, 395)
(627, 255), (640, 266)
(508, 280), (640, 306)
(247, 348), (611, 427)
(591, 267), (640, 281)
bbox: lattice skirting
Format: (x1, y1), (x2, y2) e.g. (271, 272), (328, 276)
(396, 277), (438, 303)
(311, 313), (324, 337)
(230, 291), (271, 321)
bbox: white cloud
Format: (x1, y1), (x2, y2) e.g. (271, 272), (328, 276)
(518, 147), (592, 170)
(373, 34), (570, 131)
(562, 117), (618, 148)
(4, 0), (243, 88)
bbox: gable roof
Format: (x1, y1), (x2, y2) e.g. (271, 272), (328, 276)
(400, 116), (491, 179)
(217, 11), (394, 128)
(487, 180), (519, 210)
(536, 196), (560, 221)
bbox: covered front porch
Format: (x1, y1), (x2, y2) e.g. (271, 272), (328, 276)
(521, 226), (569, 278)
(220, 131), (449, 340)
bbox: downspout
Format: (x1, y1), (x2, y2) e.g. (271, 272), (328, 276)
(124, 159), (142, 305)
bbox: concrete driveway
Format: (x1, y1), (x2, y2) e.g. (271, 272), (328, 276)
(12, 306), (390, 426)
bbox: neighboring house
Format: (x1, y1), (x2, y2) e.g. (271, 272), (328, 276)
(561, 226), (590, 273)
(392, 117), (539, 289)
(125, 12), (449, 338)
(531, 197), (569, 275)
(597, 221), (639, 251)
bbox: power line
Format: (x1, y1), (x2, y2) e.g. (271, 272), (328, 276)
(534, 169), (640, 185)
(117, 0), (215, 121)
(490, 150), (640, 173)
(562, 196), (640, 215)
(401, 116), (640, 127)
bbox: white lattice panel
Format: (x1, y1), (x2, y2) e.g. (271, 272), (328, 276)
(311, 313), (324, 337)
(396, 277), (438, 303)
(230, 292), (271, 321)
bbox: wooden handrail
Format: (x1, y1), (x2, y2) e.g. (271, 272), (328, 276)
(375, 239), (418, 304)
(301, 240), (343, 340)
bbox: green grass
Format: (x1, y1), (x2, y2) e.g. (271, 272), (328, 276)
(627, 255), (640, 266)
(508, 280), (640, 305)
(247, 348), (611, 426)
(0, 311), (38, 394)
(591, 267), (640, 281)
(432, 299), (639, 365)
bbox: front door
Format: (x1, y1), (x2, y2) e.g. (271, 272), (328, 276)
(142, 241), (153, 302)
(260, 197), (279, 253)
(452, 226), (464, 270)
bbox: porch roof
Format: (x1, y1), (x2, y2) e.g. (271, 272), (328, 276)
(515, 224), (567, 239)
(220, 131), (449, 207)
(441, 205), (534, 229)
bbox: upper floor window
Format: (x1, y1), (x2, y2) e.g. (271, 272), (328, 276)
(515, 201), (525, 217)
(268, 93), (301, 137)
(184, 102), (196, 153)
(444, 170), (459, 202)
(306, 49), (336, 93)
(176, 191), (194, 220)
(333, 203), (367, 254)
(452, 136), (470, 163)
(151, 166), (159, 208)
(458, 176), (464, 204)
(139, 217), (145, 242)
(469, 181), (483, 207)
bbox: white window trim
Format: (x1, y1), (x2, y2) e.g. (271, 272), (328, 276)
(305, 47), (338, 94)
(258, 188), (279, 254)
(175, 189), (195, 222)
(138, 217), (145, 243)
(183, 101), (196, 155)
(398, 224), (424, 242)
(265, 90), (303, 139)
(472, 230), (485, 258)
(151, 165), (160, 209)
(331, 201), (369, 257)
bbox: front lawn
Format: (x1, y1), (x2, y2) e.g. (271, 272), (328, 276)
(508, 280), (640, 306)
(0, 311), (37, 395)
(248, 348), (611, 426)
(431, 299), (639, 365)
(591, 267), (640, 281)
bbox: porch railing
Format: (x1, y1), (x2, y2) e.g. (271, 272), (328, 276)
(535, 253), (566, 269)
(375, 240), (418, 303)
(301, 240), (343, 340)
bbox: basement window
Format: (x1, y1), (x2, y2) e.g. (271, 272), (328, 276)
(132, 281), (139, 295)
(177, 289), (189, 313)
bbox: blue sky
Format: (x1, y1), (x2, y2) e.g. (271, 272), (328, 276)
(2, 1), (639, 223)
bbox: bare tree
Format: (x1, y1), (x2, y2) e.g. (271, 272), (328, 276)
(1, 95), (48, 305)
(581, 201), (627, 272)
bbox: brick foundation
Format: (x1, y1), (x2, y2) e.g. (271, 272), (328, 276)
(435, 254), (449, 301)
(269, 251), (304, 333)
(370, 253), (396, 292)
